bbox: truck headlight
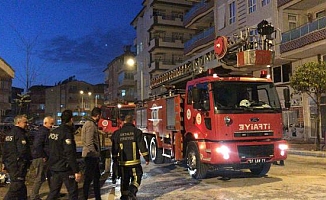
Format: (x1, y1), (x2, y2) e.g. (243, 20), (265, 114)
(278, 144), (288, 156)
(216, 145), (230, 160)
(278, 144), (288, 151)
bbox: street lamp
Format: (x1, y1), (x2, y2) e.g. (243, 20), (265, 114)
(95, 94), (99, 107)
(127, 57), (143, 104)
(87, 92), (92, 110)
(80, 90), (92, 111)
(80, 90), (84, 111)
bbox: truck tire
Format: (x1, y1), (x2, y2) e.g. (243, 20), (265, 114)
(186, 141), (208, 179)
(150, 137), (164, 164)
(144, 135), (149, 149)
(249, 163), (271, 176)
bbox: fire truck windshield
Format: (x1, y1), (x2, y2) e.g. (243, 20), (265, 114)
(101, 106), (134, 121)
(212, 81), (281, 113)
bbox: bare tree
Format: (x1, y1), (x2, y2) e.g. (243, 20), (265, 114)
(11, 25), (42, 92)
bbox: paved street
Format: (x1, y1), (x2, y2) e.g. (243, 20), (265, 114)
(1, 143), (326, 200)
(112, 154), (326, 200)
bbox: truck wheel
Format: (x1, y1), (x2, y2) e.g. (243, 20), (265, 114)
(186, 141), (208, 179)
(249, 163), (271, 176)
(144, 135), (149, 149)
(150, 137), (164, 164)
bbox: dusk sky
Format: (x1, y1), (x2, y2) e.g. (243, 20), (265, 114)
(0, 0), (142, 90)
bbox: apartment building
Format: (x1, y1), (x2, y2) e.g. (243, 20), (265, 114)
(131, 0), (195, 100)
(45, 78), (104, 124)
(103, 46), (136, 105)
(129, 0), (325, 139)
(277, 0), (326, 139)
(0, 58), (14, 122)
(28, 85), (51, 124)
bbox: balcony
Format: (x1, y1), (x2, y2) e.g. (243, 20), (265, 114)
(277, 0), (292, 7)
(149, 59), (179, 73)
(278, 0), (324, 9)
(118, 79), (135, 88)
(280, 17), (326, 54)
(183, 0), (214, 27)
(184, 26), (215, 55)
(148, 14), (183, 30)
(148, 37), (184, 51)
(147, 0), (192, 6)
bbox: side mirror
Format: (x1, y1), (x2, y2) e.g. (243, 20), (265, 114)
(283, 88), (291, 109)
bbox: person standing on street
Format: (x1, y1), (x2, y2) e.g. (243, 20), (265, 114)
(3, 114), (32, 200)
(112, 115), (149, 200)
(30, 116), (54, 200)
(46, 110), (82, 200)
(81, 107), (102, 200)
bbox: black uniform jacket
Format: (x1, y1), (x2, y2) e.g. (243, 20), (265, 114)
(32, 125), (50, 159)
(48, 124), (80, 173)
(112, 123), (149, 166)
(3, 126), (32, 177)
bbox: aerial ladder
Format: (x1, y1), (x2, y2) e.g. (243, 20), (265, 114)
(150, 20), (276, 92)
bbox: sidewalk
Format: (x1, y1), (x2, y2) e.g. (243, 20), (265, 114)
(287, 138), (326, 158)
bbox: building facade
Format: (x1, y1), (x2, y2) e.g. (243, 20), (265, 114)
(117, 0), (325, 140)
(0, 58), (14, 122)
(103, 46), (136, 105)
(131, 0), (195, 101)
(45, 78), (104, 124)
(276, 0), (326, 139)
(28, 85), (51, 125)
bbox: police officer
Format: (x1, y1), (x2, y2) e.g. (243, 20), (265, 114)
(112, 115), (149, 200)
(31, 116), (54, 200)
(46, 110), (81, 200)
(3, 114), (32, 200)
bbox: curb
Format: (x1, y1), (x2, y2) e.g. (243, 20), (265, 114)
(288, 149), (326, 158)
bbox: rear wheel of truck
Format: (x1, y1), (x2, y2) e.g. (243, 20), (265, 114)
(150, 137), (164, 164)
(249, 163), (271, 176)
(186, 141), (208, 179)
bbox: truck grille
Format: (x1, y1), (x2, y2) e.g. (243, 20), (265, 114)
(238, 144), (274, 158)
(234, 131), (273, 137)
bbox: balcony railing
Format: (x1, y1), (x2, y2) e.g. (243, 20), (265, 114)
(282, 17), (326, 43)
(183, 0), (214, 26)
(148, 14), (183, 29)
(148, 59), (184, 73)
(184, 27), (215, 54)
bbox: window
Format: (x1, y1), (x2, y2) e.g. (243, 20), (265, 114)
(316, 10), (326, 19)
(288, 14), (297, 30)
(273, 63), (292, 83)
(229, 1), (236, 24)
(248, 0), (256, 14)
(121, 90), (126, 97)
(262, 0), (270, 6)
(39, 104), (45, 110)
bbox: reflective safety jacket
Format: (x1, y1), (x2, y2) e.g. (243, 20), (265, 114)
(112, 123), (149, 166)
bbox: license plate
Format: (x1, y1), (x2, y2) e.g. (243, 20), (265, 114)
(248, 158), (266, 163)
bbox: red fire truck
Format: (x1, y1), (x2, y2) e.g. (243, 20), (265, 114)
(136, 21), (289, 179)
(98, 103), (136, 134)
(101, 21), (290, 179)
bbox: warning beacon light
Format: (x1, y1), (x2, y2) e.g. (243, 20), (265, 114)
(260, 70), (268, 78)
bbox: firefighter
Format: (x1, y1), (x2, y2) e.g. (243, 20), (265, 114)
(46, 110), (82, 200)
(112, 115), (149, 200)
(3, 114), (32, 200)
